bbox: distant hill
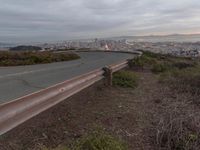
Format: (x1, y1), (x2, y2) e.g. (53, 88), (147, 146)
(114, 33), (200, 39)
(10, 45), (42, 51)
(109, 34), (200, 42)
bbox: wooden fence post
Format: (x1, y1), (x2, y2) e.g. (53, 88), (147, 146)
(103, 66), (113, 86)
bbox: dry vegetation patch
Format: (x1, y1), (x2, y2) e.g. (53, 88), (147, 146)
(131, 51), (200, 150)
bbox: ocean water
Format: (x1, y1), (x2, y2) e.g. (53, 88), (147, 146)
(127, 35), (200, 43)
(0, 43), (16, 48)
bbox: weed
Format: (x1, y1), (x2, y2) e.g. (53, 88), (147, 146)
(129, 54), (157, 68)
(42, 130), (127, 150)
(73, 130), (127, 150)
(41, 146), (70, 150)
(113, 70), (138, 88)
(160, 66), (200, 99)
(151, 63), (170, 73)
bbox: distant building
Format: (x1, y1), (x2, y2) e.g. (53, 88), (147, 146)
(104, 44), (110, 50)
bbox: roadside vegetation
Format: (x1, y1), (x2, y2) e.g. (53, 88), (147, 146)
(130, 51), (197, 72)
(42, 129), (126, 150)
(2, 51), (200, 150)
(0, 51), (80, 66)
(130, 51), (200, 98)
(130, 51), (200, 150)
(112, 70), (138, 88)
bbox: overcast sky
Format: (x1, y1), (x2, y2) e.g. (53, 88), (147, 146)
(0, 0), (200, 43)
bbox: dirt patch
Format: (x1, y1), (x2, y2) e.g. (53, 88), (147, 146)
(0, 69), (199, 150)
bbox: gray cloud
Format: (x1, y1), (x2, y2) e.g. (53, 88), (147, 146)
(0, 0), (200, 42)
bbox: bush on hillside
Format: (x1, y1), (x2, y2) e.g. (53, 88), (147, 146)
(42, 130), (127, 150)
(10, 45), (42, 51)
(0, 51), (80, 66)
(113, 70), (138, 88)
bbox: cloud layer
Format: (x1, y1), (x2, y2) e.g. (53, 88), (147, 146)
(0, 0), (200, 42)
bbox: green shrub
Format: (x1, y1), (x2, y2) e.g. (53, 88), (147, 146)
(151, 63), (169, 74)
(41, 146), (70, 150)
(0, 51), (80, 66)
(130, 55), (157, 68)
(113, 71), (138, 88)
(142, 51), (171, 60)
(130, 51), (198, 74)
(159, 66), (200, 101)
(142, 51), (160, 58)
(129, 51), (171, 69)
(73, 131), (127, 150)
(42, 130), (127, 150)
(130, 57), (145, 68)
(172, 61), (197, 69)
(171, 67), (200, 92)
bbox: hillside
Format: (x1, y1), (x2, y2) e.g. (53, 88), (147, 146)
(1, 52), (200, 150)
(10, 45), (42, 51)
(0, 51), (80, 66)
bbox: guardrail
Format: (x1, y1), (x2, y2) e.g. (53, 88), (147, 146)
(0, 58), (133, 135)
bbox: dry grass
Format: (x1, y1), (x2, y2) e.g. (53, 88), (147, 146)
(130, 51), (200, 150)
(159, 65), (200, 106)
(154, 91), (200, 150)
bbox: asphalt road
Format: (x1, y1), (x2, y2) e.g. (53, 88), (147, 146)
(0, 52), (135, 104)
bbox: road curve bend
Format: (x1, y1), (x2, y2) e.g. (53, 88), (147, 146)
(0, 52), (135, 104)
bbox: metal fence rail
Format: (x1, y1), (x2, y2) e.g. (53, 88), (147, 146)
(0, 59), (131, 136)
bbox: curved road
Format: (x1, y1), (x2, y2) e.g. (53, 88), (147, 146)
(0, 52), (135, 104)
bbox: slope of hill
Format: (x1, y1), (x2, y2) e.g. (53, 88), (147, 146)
(9, 45), (42, 51)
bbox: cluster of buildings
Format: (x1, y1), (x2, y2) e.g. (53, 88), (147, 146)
(127, 41), (200, 57)
(39, 39), (131, 51)
(38, 39), (200, 58)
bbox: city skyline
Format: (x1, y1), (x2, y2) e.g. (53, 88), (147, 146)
(0, 0), (200, 42)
